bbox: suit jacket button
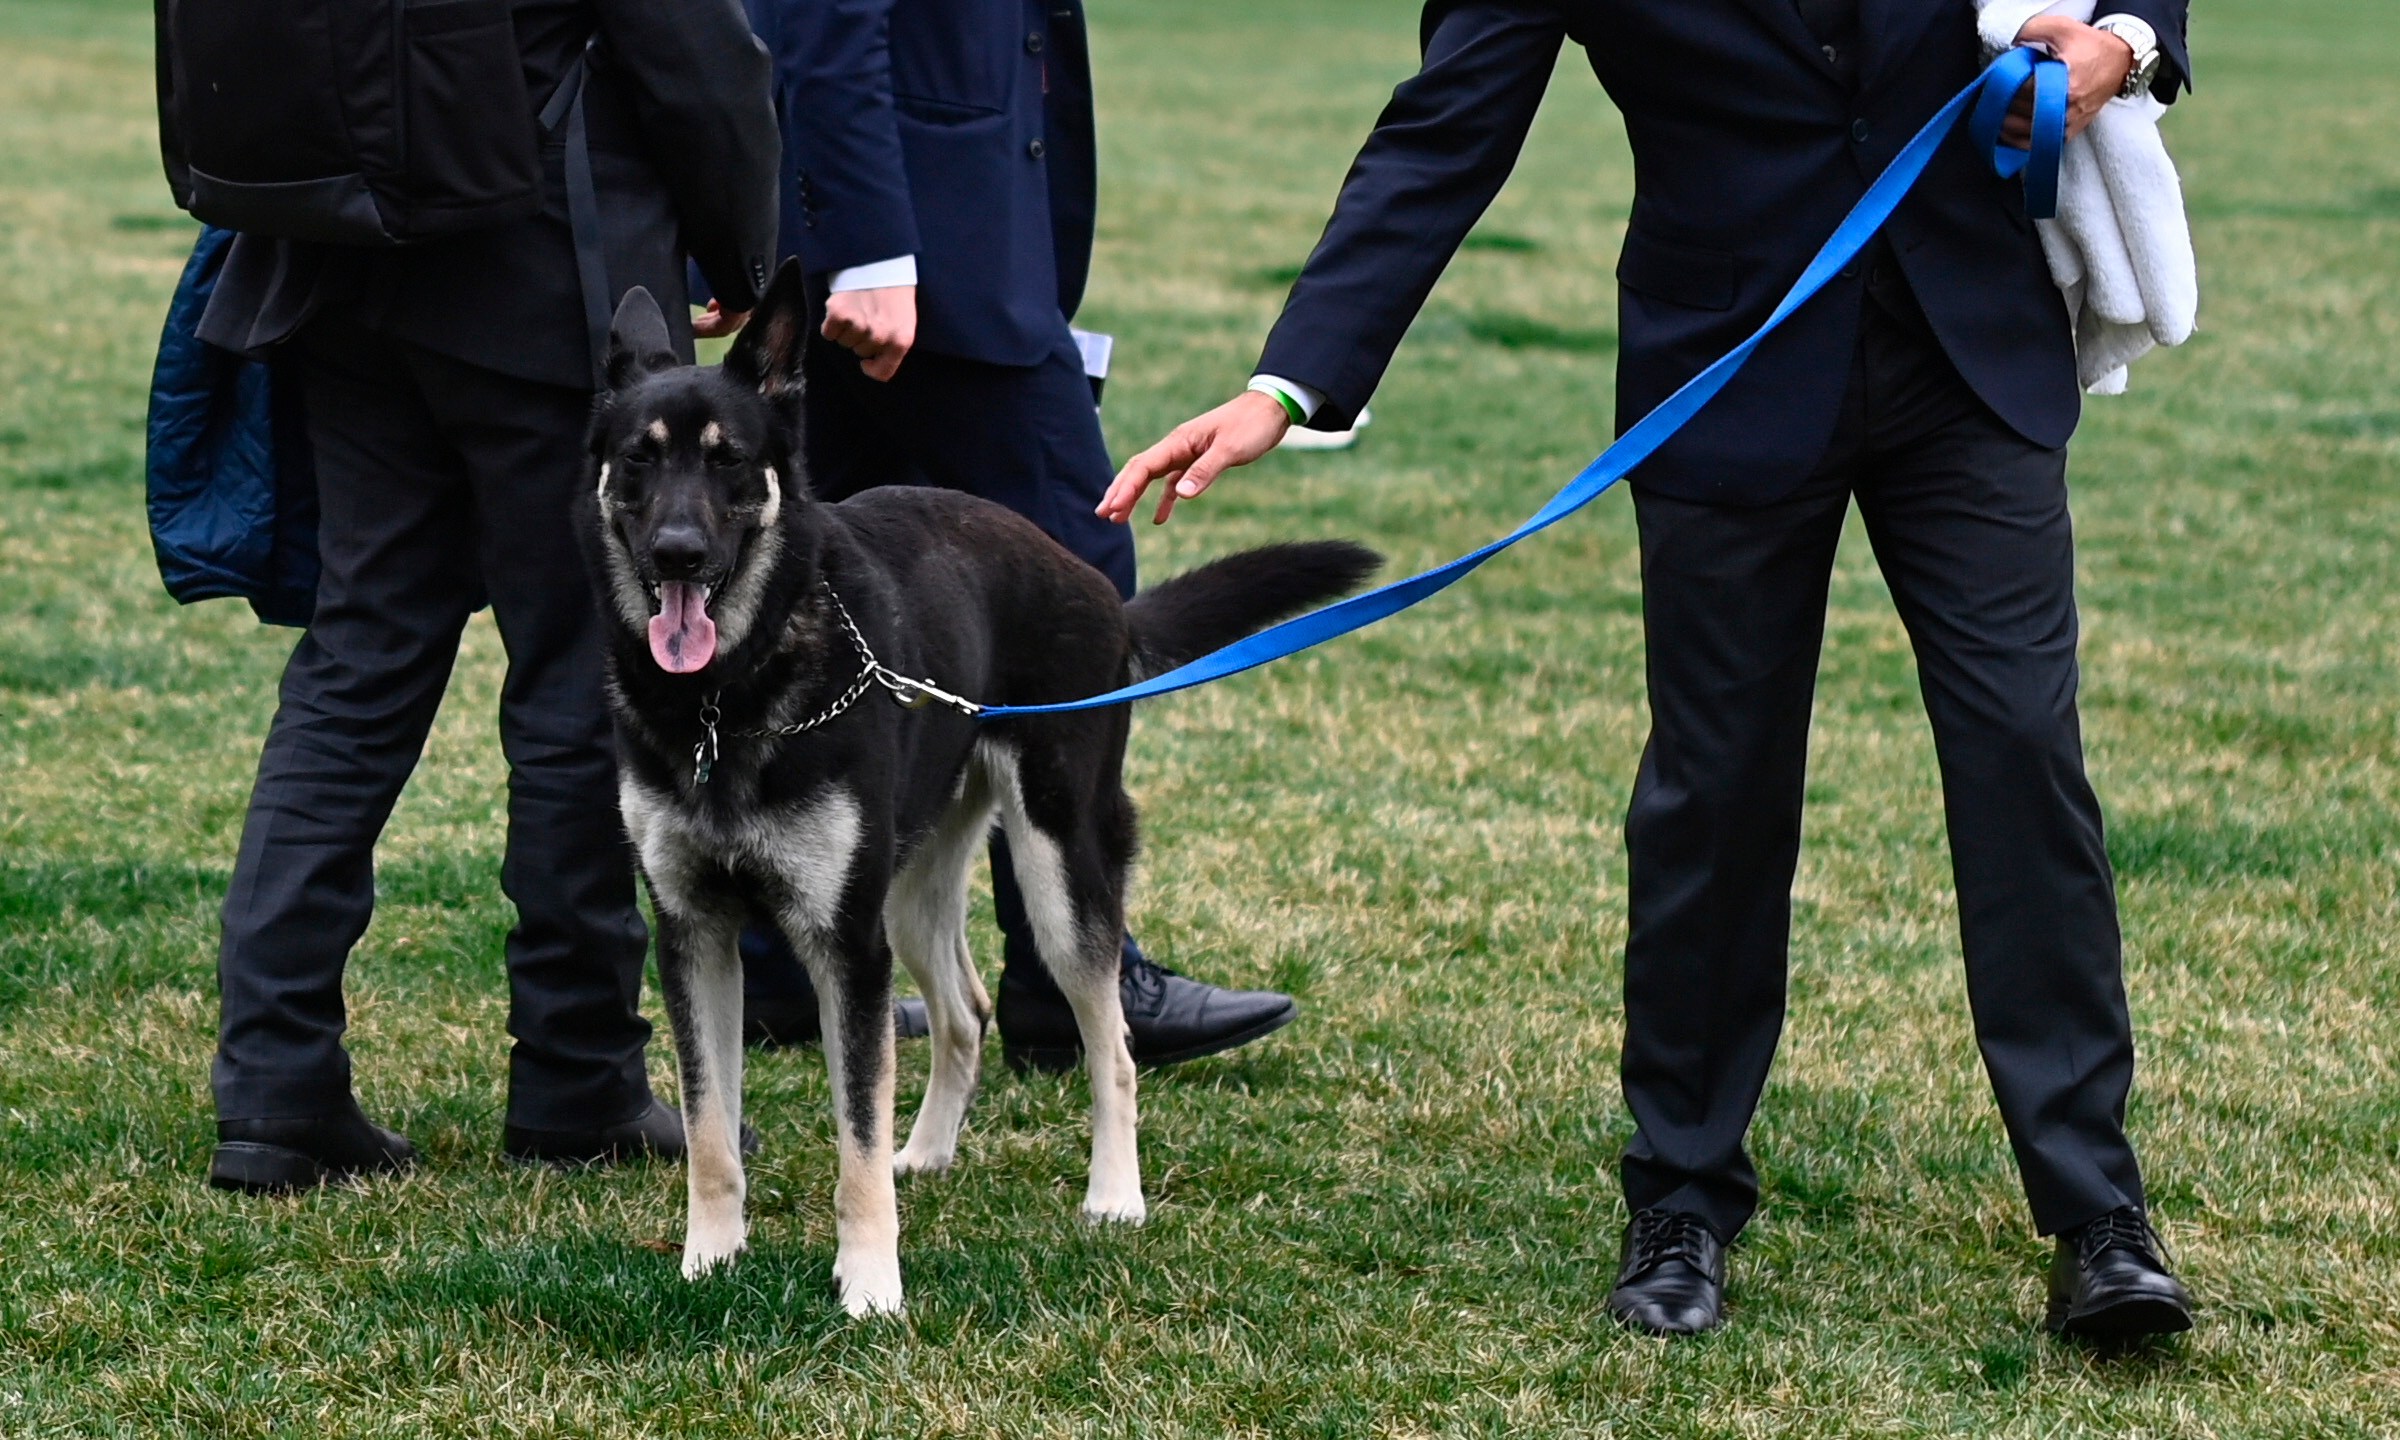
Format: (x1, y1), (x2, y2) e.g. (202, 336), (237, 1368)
(1026, 31), (1043, 52)
(1028, 139), (1046, 160)
(1851, 118), (1871, 143)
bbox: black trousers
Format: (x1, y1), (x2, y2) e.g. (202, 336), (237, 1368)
(1618, 275), (2146, 1240)
(739, 323), (1138, 1002)
(212, 313), (653, 1129)
(802, 323), (1135, 596)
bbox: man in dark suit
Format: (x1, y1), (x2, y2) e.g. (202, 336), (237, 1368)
(195, 0), (779, 1191)
(727, 0), (1301, 1073)
(1106, 0), (2195, 1339)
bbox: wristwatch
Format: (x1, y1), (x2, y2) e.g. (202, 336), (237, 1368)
(2093, 14), (2163, 100)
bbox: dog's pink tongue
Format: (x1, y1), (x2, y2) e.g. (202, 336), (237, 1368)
(648, 582), (718, 673)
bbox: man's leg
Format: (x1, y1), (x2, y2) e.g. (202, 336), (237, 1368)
(409, 344), (658, 1136)
(210, 318), (474, 1186)
(1845, 274), (2182, 1337)
(1617, 475), (1852, 1243)
(1853, 407), (2145, 1236)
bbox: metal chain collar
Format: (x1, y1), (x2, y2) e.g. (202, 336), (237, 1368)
(691, 582), (981, 785)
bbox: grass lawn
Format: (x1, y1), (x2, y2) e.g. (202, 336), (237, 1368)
(3, 0), (2396, 1433)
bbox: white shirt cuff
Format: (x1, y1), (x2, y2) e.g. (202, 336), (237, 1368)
(828, 255), (917, 293)
(1248, 374), (1324, 423)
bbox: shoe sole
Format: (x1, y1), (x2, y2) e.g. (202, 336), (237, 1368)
(2048, 1294), (2195, 1342)
(1606, 1303), (1725, 1338)
(208, 1142), (409, 1194)
(1002, 1002), (1299, 1075)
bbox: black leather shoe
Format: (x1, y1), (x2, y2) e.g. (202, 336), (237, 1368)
(1606, 1209), (1727, 1336)
(503, 1097), (759, 1168)
(997, 953), (1298, 1074)
(744, 991), (931, 1049)
(209, 1099), (417, 1194)
(2046, 1206), (2194, 1341)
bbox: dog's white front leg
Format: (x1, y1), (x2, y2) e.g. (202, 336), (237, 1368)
(814, 949), (905, 1315)
(662, 910), (749, 1278)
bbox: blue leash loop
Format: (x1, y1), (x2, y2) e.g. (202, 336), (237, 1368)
(977, 48), (2068, 721)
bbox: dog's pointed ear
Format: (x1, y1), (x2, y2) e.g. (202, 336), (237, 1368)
(606, 287), (678, 390)
(721, 258), (810, 399)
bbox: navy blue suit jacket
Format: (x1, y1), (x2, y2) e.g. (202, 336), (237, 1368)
(756, 0), (1097, 367)
(1257, 0), (2190, 502)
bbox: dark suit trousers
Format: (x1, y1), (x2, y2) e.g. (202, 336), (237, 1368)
(771, 323), (1136, 992)
(212, 312), (653, 1129)
(1618, 273), (2146, 1241)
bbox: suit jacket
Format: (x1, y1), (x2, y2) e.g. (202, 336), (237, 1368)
(765, 0), (1097, 366)
(1256, 0), (2191, 502)
(197, 0), (779, 392)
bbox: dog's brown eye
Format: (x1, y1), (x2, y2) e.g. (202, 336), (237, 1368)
(707, 449), (746, 469)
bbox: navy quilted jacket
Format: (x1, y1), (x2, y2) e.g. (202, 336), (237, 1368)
(145, 226), (317, 627)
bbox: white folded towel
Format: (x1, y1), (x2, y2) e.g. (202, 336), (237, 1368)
(1974, 0), (2198, 393)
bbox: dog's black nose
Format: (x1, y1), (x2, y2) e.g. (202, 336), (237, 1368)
(650, 524), (709, 579)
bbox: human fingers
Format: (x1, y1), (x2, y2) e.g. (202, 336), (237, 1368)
(1102, 429), (1205, 523)
(691, 302), (744, 340)
(1153, 440), (1239, 525)
(821, 309), (867, 351)
(2014, 18), (2131, 141)
(859, 338), (910, 382)
(2001, 86), (2034, 148)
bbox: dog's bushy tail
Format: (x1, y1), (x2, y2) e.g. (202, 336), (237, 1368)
(1125, 540), (1382, 678)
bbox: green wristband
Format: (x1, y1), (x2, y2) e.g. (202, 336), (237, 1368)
(1255, 381), (1307, 427)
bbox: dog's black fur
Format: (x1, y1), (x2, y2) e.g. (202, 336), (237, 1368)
(577, 259), (1378, 1313)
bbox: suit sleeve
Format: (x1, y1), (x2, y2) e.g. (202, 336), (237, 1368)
(596, 0), (782, 310)
(1255, 0), (1567, 430)
(777, 0), (921, 277)
(2105, 0), (2192, 102)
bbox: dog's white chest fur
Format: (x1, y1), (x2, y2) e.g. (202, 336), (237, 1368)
(620, 777), (862, 935)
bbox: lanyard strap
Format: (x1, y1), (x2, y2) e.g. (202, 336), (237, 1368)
(978, 48), (2068, 721)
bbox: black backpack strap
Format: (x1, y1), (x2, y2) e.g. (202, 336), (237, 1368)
(540, 38), (613, 388)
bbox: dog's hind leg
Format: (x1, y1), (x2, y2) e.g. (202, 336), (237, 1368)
(655, 903), (750, 1279)
(888, 770), (995, 1177)
(799, 920), (906, 1316)
(993, 750), (1145, 1226)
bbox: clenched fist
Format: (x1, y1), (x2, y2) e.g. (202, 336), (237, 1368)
(822, 284), (917, 382)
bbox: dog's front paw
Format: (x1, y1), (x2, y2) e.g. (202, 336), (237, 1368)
(680, 1223), (748, 1280)
(1080, 1188), (1148, 1227)
(892, 1141), (955, 1178)
(832, 1253), (905, 1317)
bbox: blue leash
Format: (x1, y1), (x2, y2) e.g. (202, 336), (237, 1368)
(976, 47), (2068, 721)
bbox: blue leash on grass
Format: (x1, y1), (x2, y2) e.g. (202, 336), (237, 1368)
(974, 47), (2069, 721)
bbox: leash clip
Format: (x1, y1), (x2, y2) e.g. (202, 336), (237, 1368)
(871, 667), (984, 717)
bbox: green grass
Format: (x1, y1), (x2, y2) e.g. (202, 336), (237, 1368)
(3, 0), (2397, 1433)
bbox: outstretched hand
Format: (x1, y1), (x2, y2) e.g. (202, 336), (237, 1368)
(2004, 17), (2136, 148)
(1100, 390), (1292, 525)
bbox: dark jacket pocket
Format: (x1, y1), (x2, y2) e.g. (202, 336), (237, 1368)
(894, 92), (1003, 125)
(1615, 227), (1746, 312)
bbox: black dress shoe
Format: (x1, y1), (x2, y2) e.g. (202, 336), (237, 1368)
(744, 990), (932, 1049)
(2047, 1206), (2194, 1341)
(1606, 1209), (1727, 1336)
(209, 1099), (417, 1194)
(997, 953), (1298, 1074)
(502, 1097), (760, 1168)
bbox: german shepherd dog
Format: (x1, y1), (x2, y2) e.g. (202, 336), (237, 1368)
(578, 264), (1378, 1315)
